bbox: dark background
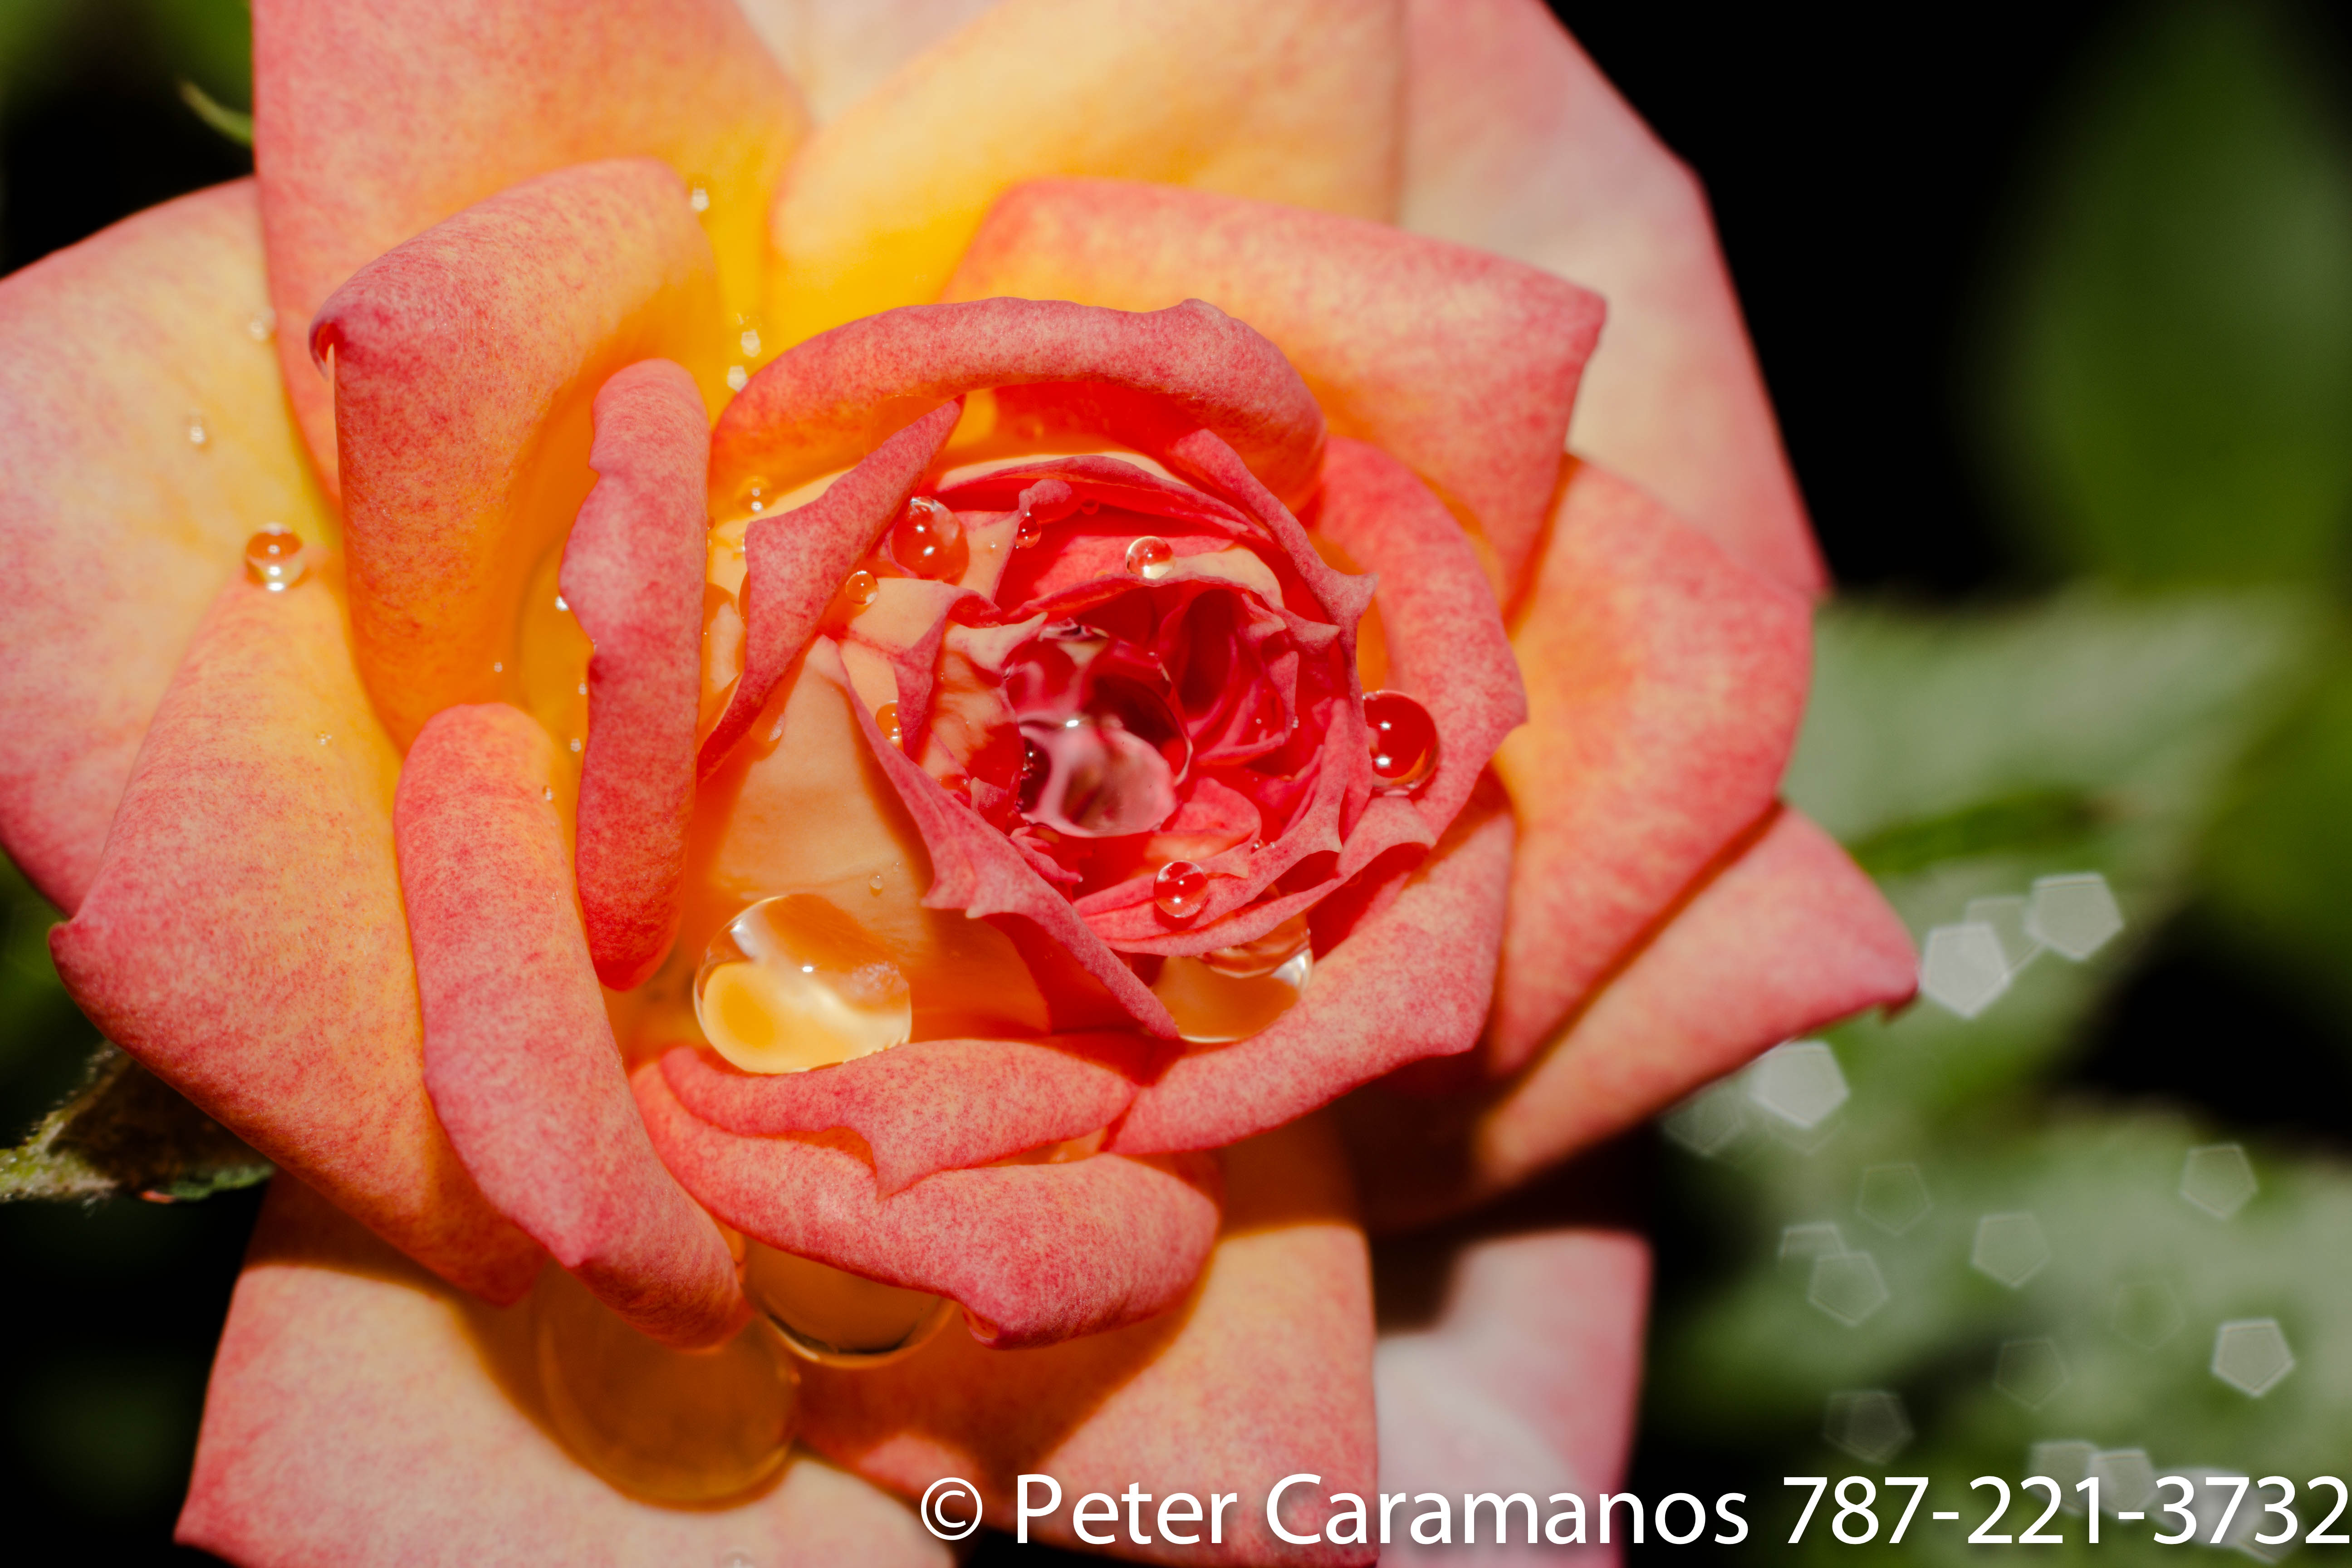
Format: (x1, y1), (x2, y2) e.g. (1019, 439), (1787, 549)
(5, 0), (2347, 1561)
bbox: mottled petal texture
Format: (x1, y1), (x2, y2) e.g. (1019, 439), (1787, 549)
(318, 158), (727, 745)
(397, 704), (745, 1347)
(253, 0), (802, 487)
(562, 359), (711, 989)
(1399, 0), (1823, 593)
(180, 1176), (949, 1568)
(0, 181), (327, 912)
(50, 576), (542, 1303)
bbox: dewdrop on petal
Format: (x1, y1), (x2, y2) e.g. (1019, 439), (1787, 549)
(1363, 689), (1437, 792)
(1153, 860), (1207, 920)
(693, 894), (911, 1076)
(243, 526), (305, 590)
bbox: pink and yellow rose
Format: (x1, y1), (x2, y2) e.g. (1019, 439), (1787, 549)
(0, 0), (1914, 1562)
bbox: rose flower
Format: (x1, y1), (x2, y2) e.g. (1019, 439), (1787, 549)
(0, 0), (1914, 1562)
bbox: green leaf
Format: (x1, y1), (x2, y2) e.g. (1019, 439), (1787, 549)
(1980, 0), (2352, 584)
(176, 77), (251, 147)
(1, 1044), (269, 1203)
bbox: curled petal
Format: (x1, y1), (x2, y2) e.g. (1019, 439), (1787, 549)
(636, 1063), (1220, 1348)
(319, 158), (728, 746)
(1113, 798), (1514, 1154)
(1313, 436), (1525, 840)
(950, 178), (1604, 587)
(397, 704), (745, 1347)
(1348, 808), (1916, 1228)
(180, 1177), (950, 1568)
(1490, 459), (1810, 1076)
(49, 577), (541, 1303)
(1398, 0), (1823, 593)
(564, 360), (710, 989)
(253, 0), (803, 486)
(767, 0), (1402, 342)
(798, 1116), (1377, 1565)
(701, 400), (961, 778)
(661, 1036), (1152, 1196)
(710, 298), (1326, 514)
(0, 181), (328, 913)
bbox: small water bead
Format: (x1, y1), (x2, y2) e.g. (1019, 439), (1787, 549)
(1124, 534), (1174, 581)
(741, 1242), (954, 1367)
(1363, 689), (1439, 792)
(841, 568), (880, 609)
(688, 185), (712, 214)
(554, 593), (569, 612)
(245, 308), (276, 343)
(533, 1266), (797, 1504)
(243, 526), (306, 590)
(542, 785), (554, 802)
(868, 872), (886, 896)
(739, 327), (762, 359)
(739, 476), (770, 514)
(1014, 505), (1044, 549)
(577, 681), (588, 696)
(725, 366), (748, 393)
(1154, 860), (1209, 921)
(186, 412), (209, 448)
(694, 894), (911, 1075)
(569, 737), (584, 755)
(873, 701), (903, 750)
(492, 661), (505, 674)
(316, 732), (331, 746)
(891, 497), (967, 581)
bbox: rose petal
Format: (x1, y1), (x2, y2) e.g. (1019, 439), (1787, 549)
(636, 1062), (1220, 1348)
(0, 181), (328, 913)
(712, 298), (1327, 516)
(661, 1036), (1153, 1196)
(948, 178), (1605, 588)
(1112, 798), (1513, 1155)
(1489, 459), (1810, 1076)
(179, 1176), (950, 1568)
(1374, 1228), (1649, 1562)
(1398, 0), (1824, 593)
(253, 0), (802, 487)
(564, 360), (711, 990)
(701, 400), (961, 778)
(737, 0), (998, 124)
(766, 0), (1402, 343)
(1312, 437), (1525, 841)
(318, 158), (729, 746)
(1347, 807), (1917, 1228)
(397, 704), (745, 1347)
(798, 1115), (1377, 1565)
(49, 576), (542, 1304)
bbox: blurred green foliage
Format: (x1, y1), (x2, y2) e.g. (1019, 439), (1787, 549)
(0, 0), (248, 113)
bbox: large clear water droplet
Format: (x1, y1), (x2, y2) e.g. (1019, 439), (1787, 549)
(693, 894), (911, 1075)
(891, 497), (967, 581)
(534, 1266), (797, 1504)
(1363, 688), (1438, 792)
(1124, 534), (1174, 580)
(244, 526), (305, 591)
(1154, 937), (1312, 1044)
(1154, 860), (1208, 920)
(741, 1243), (954, 1367)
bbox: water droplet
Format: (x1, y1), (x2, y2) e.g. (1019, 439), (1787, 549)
(867, 871), (885, 896)
(315, 731), (331, 746)
(741, 1242), (954, 1367)
(739, 476), (769, 514)
(1362, 689), (1438, 791)
(492, 661), (504, 674)
(873, 701), (902, 750)
(569, 737), (584, 755)
(243, 526), (305, 590)
(533, 1266), (796, 1504)
(725, 365), (748, 393)
(737, 326), (762, 359)
(842, 569), (879, 609)
(1155, 938), (1311, 1043)
(1153, 860), (1208, 920)
(554, 593), (569, 612)
(693, 893), (912, 1074)
(542, 785), (554, 802)
(186, 411), (209, 447)
(576, 681), (588, 697)
(245, 307), (276, 343)
(1014, 505), (1044, 549)
(1123, 534), (1174, 580)
(688, 185), (712, 214)
(1199, 914), (1310, 978)
(891, 497), (967, 581)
